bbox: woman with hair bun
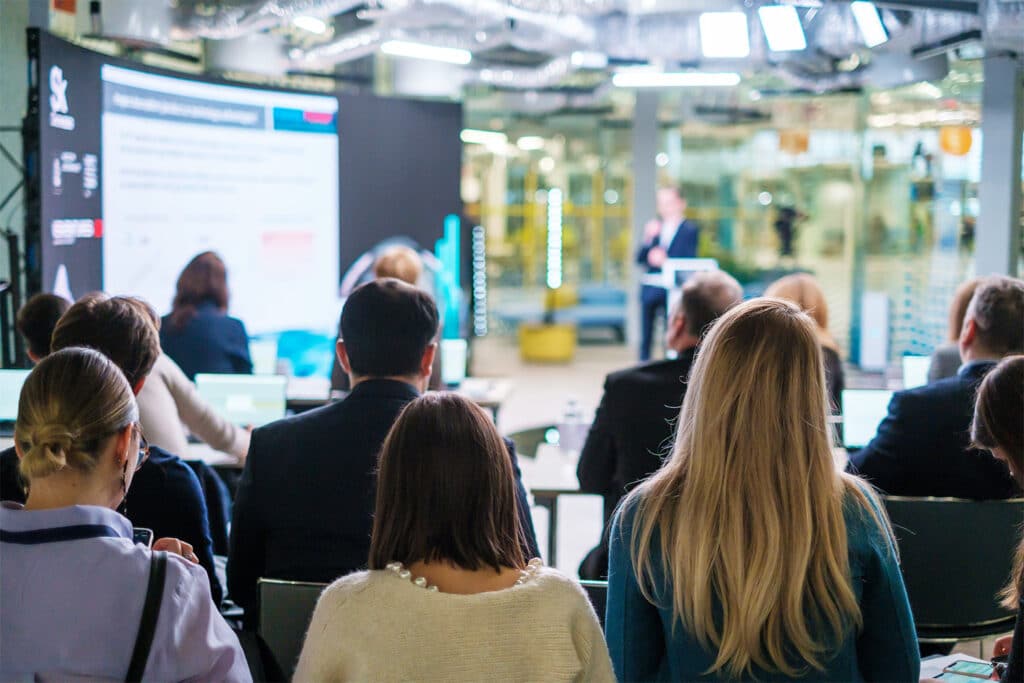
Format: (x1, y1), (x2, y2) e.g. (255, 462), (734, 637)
(0, 347), (249, 682)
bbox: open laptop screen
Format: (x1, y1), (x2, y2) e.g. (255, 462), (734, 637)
(841, 389), (894, 449)
(194, 374), (287, 427)
(0, 370), (32, 423)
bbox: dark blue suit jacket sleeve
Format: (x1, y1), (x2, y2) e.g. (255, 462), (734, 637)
(846, 392), (908, 494)
(227, 430), (265, 614)
(668, 220), (700, 258)
(504, 438), (540, 560)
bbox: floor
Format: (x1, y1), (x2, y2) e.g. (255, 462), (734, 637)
(471, 334), (1010, 658)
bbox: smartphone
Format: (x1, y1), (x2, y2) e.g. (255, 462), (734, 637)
(132, 527), (154, 548)
(941, 660), (996, 680)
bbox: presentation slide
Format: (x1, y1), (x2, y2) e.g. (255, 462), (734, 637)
(99, 65), (340, 334)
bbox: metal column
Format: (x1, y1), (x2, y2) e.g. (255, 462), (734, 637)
(628, 91), (659, 347)
(975, 56), (1023, 277)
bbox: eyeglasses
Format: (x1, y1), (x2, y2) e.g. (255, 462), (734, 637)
(134, 425), (150, 472)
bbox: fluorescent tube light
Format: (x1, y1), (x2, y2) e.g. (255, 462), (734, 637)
(460, 129), (507, 149)
(851, 2), (887, 48)
(570, 51), (609, 69)
(292, 15), (328, 34)
(612, 71), (742, 88)
(758, 5), (807, 52)
(699, 12), (751, 59)
(516, 136), (546, 151)
(380, 40), (472, 65)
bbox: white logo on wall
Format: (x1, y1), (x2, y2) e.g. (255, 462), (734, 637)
(49, 66), (75, 131)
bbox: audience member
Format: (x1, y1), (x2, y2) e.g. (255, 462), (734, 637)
(228, 279), (538, 619)
(973, 356), (1024, 683)
(929, 277), (981, 383)
(576, 270), (743, 579)
(331, 245), (443, 391)
(764, 273), (845, 412)
(0, 294), (223, 603)
(294, 393), (613, 682)
(606, 298), (919, 681)
(847, 276), (1024, 499)
(15, 293), (70, 362)
(161, 252), (252, 381)
(0, 348), (248, 681)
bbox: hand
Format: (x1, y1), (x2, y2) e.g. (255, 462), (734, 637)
(643, 219), (661, 241)
(154, 537), (199, 564)
(993, 634), (1013, 658)
(647, 247), (667, 268)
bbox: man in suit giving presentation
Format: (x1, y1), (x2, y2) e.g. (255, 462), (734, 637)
(637, 186), (700, 361)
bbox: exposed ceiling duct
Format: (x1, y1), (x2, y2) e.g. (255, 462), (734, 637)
(171, 0), (362, 41)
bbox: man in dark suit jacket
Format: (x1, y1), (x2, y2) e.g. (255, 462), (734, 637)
(0, 295), (221, 603)
(577, 270), (743, 578)
(636, 186), (701, 361)
(848, 276), (1024, 499)
(228, 279), (539, 619)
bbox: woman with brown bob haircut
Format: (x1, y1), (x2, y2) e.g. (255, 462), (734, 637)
(160, 252), (252, 381)
(295, 393), (613, 682)
(972, 355), (1024, 682)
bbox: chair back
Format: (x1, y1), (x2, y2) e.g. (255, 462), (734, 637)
(258, 578), (328, 678)
(580, 580), (608, 630)
(883, 496), (1022, 639)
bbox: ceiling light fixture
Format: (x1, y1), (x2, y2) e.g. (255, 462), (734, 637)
(758, 5), (807, 52)
(851, 2), (888, 48)
(570, 51), (609, 69)
(380, 40), (472, 65)
(460, 129), (507, 149)
(292, 15), (328, 34)
(612, 71), (742, 88)
(699, 12), (751, 59)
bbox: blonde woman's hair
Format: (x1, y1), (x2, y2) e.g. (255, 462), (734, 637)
(627, 297), (890, 678)
(373, 246), (423, 285)
(764, 273), (839, 353)
(15, 347), (138, 481)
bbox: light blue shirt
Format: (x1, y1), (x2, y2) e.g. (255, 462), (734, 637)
(0, 502), (250, 682)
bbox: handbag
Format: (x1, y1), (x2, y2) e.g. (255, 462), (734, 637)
(125, 551), (168, 682)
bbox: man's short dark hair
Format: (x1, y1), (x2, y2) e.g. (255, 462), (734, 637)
(965, 276), (1024, 356)
(16, 294), (71, 358)
(675, 270), (744, 338)
(340, 279), (439, 378)
(50, 294), (162, 387)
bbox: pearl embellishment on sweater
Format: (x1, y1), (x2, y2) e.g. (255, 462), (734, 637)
(385, 558), (544, 592)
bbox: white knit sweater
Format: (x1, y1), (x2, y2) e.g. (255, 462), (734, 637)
(293, 565), (615, 682)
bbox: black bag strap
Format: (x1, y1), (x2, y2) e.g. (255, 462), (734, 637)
(126, 551), (168, 682)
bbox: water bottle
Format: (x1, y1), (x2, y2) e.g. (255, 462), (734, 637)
(559, 397), (586, 459)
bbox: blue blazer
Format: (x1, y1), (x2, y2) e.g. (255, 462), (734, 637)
(160, 302), (252, 381)
(227, 379), (540, 620)
(606, 488), (920, 682)
(846, 360), (1020, 500)
(636, 219), (701, 275)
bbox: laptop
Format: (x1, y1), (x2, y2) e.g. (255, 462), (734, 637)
(194, 374), (287, 428)
(901, 356), (931, 389)
(841, 389), (894, 450)
(0, 369), (32, 436)
(440, 339), (468, 387)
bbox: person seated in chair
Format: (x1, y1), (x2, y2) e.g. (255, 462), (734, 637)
(0, 294), (223, 604)
(228, 279), (538, 621)
(576, 270), (743, 579)
(847, 275), (1024, 499)
(15, 293), (70, 363)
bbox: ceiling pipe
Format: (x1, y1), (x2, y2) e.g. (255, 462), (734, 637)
(171, 0), (362, 41)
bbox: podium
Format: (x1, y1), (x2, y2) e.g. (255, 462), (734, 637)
(643, 258), (720, 311)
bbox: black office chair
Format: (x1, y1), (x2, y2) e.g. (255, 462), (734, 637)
(507, 424), (559, 459)
(883, 496), (1023, 644)
(580, 580), (608, 630)
(257, 578), (329, 679)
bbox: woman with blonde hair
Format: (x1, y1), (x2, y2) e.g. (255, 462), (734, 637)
(606, 298), (919, 681)
(929, 277), (982, 383)
(0, 347), (248, 681)
(764, 273), (844, 412)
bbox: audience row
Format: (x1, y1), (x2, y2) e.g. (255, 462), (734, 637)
(1, 271), (1021, 681)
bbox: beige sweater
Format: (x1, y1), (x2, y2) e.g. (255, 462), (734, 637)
(138, 354), (250, 459)
(294, 566), (615, 683)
